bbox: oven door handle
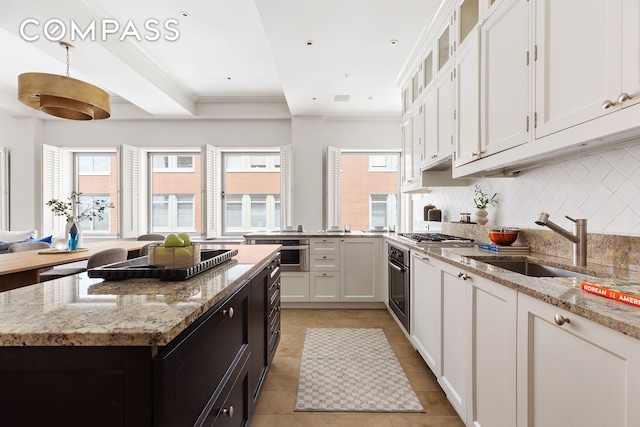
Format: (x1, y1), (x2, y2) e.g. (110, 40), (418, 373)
(279, 245), (309, 251)
(388, 260), (405, 273)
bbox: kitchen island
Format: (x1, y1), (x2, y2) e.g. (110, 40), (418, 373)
(0, 243), (281, 427)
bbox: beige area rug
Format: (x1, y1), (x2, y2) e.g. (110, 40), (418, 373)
(294, 328), (425, 412)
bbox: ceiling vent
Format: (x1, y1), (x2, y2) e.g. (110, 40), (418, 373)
(334, 94), (350, 102)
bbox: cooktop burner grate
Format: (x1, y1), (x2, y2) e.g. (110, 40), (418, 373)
(397, 232), (474, 243)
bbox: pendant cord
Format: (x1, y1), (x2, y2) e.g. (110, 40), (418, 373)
(65, 46), (70, 77)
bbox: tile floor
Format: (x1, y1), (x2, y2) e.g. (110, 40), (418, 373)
(252, 308), (465, 427)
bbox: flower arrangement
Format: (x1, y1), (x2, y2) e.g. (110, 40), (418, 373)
(473, 184), (498, 209)
(46, 191), (114, 222)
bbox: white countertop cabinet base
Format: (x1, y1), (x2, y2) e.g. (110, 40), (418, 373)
(517, 293), (640, 427)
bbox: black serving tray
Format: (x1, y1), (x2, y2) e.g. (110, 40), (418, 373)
(87, 248), (239, 281)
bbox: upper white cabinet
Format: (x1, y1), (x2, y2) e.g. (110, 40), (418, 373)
(517, 293), (640, 427)
(454, 28), (480, 167)
(479, 0), (530, 157)
(534, 0), (640, 138)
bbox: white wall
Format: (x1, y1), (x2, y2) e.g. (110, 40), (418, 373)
(411, 141), (640, 235)
(1, 115), (41, 232)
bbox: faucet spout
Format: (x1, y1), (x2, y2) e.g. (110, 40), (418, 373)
(535, 212), (587, 266)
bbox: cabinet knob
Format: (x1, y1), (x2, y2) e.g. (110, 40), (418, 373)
(618, 92), (633, 103)
(457, 272), (470, 280)
(431, 154), (438, 159)
(223, 307), (234, 319)
(222, 406), (234, 418)
(554, 314), (570, 326)
(602, 99), (617, 109)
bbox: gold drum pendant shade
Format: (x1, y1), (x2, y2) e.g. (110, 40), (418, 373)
(17, 42), (110, 121)
(18, 73), (111, 120)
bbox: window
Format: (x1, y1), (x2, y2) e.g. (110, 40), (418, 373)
(370, 194), (397, 228)
(78, 154), (110, 175)
(78, 194), (112, 232)
(152, 154), (195, 172)
(75, 152), (118, 235)
(222, 152), (281, 234)
(326, 147), (399, 231)
(151, 194), (195, 231)
(149, 153), (201, 233)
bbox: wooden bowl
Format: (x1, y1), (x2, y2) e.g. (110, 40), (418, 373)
(488, 228), (520, 246)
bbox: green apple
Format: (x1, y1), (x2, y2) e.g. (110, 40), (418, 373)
(163, 233), (184, 247)
(178, 232), (191, 246)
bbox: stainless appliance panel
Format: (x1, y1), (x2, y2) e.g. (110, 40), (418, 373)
(246, 237), (309, 272)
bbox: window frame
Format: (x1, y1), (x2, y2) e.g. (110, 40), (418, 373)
(220, 149), (283, 236)
(325, 147), (401, 230)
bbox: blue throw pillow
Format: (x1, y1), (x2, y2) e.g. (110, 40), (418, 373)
(29, 235), (53, 244)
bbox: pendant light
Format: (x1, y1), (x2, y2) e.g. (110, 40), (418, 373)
(18, 42), (111, 120)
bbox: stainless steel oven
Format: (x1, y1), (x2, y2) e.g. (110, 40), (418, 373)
(246, 237), (309, 272)
(388, 243), (410, 333)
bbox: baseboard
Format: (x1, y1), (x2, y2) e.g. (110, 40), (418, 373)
(281, 302), (386, 309)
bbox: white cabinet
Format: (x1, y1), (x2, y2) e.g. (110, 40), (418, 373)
(310, 237), (340, 301)
(535, 0), (640, 139)
(438, 262), (469, 423)
(517, 293), (640, 427)
(280, 272), (310, 302)
(410, 251), (442, 376)
(467, 273), (517, 427)
(479, 0), (530, 157)
(454, 27), (480, 167)
(340, 238), (380, 302)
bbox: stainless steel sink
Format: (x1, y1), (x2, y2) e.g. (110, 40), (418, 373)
(480, 259), (586, 278)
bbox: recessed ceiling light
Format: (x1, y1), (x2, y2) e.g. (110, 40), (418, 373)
(180, 11), (188, 17)
(305, 40), (314, 46)
(389, 39), (398, 45)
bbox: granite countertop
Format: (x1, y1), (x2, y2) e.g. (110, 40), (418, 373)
(0, 244), (280, 347)
(395, 238), (640, 340)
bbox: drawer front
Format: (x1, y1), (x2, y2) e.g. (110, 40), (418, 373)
(153, 283), (250, 427)
(310, 238), (340, 254)
(201, 353), (250, 427)
(310, 254), (340, 271)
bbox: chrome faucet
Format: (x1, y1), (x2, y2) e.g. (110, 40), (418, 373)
(535, 212), (587, 266)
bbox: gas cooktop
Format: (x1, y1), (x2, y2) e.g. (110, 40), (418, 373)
(397, 232), (475, 246)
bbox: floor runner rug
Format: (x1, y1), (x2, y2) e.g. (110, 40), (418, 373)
(294, 328), (425, 412)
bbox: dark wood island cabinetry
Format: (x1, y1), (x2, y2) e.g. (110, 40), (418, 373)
(0, 244), (280, 427)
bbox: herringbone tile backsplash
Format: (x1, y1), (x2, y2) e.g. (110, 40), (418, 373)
(412, 142), (640, 235)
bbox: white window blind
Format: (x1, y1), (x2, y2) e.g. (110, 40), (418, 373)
(0, 148), (8, 230)
(280, 144), (293, 228)
(202, 144), (218, 239)
(42, 144), (64, 237)
(118, 144), (140, 238)
(326, 146), (341, 228)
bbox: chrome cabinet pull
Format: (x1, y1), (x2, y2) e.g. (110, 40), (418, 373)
(618, 92), (633, 103)
(602, 99), (616, 109)
(457, 272), (470, 280)
(222, 406), (234, 418)
(222, 307), (234, 319)
(554, 314), (570, 326)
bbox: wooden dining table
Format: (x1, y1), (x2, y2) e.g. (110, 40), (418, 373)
(0, 240), (146, 292)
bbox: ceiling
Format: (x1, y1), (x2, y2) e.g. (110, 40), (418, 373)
(0, 0), (442, 120)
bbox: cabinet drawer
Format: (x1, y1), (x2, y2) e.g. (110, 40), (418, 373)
(310, 238), (340, 254)
(310, 254), (340, 271)
(200, 353), (250, 427)
(153, 283), (250, 427)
